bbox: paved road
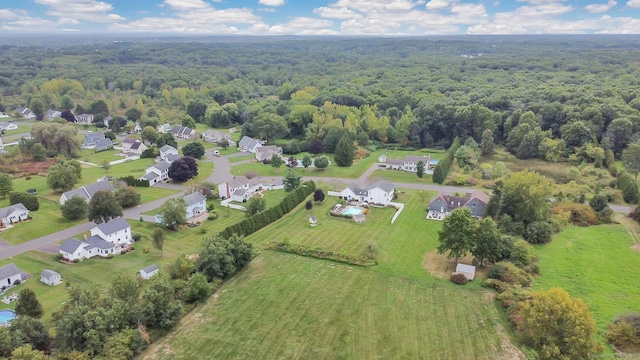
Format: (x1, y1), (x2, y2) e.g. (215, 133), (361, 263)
(1, 151), (634, 261)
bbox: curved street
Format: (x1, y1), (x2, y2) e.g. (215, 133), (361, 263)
(0, 148), (634, 261)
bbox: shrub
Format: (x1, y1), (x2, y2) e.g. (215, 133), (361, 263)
(208, 212), (219, 221)
(550, 202), (599, 226)
(9, 192), (39, 211)
(606, 312), (640, 351)
(132, 233), (142, 241)
(488, 262), (532, 288)
(523, 221), (553, 244)
(450, 273), (468, 285)
(25, 176), (31, 180)
(13, 279), (21, 286)
(510, 239), (533, 268)
(206, 204), (214, 211)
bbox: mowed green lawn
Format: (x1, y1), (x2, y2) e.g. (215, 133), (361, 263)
(142, 252), (510, 360)
(534, 222), (640, 345)
(77, 148), (124, 164)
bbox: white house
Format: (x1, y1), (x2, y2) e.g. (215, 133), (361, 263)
(60, 181), (114, 205)
(170, 125), (197, 139)
(202, 130), (231, 144)
(74, 114), (94, 124)
(40, 269), (62, 286)
(0, 263), (22, 288)
(255, 145), (283, 162)
(338, 180), (395, 206)
(139, 264), (159, 280)
(218, 177), (262, 201)
(140, 161), (171, 186)
(15, 106), (35, 120)
(128, 140), (147, 155)
(384, 155), (431, 173)
(0, 203), (30, 226)
(160, 145), (179, 162)
(58, 236), (116, 262)
(183, 192), (207, 219)
(44, 109), (62, 120)
(90, 217), (132, 246)
(156, 123), (171, 134)
(133, 122), (142, 133)
(238, 136), (265, 153)
(0, 122), (18, 131)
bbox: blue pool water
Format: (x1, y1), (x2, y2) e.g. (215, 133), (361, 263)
(0, 309), (16, 324)
(343, 206), (364, 216)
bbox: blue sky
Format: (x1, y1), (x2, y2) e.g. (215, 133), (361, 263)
(1, 0), (640, 35)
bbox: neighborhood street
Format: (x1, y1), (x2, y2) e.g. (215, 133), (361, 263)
(0, 149), (635, 261)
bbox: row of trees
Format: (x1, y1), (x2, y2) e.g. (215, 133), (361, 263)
(432, 137), (461, 184)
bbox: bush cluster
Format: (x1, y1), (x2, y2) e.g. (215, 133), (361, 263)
(618, 172), (640, 204)
(117, 175), (150, 187)
(219, 181), (316, 238)
(9, 192), (39, 211)
(450, 273), (468, 285)
(432, 137), (461, 184)
(265, 241), (377, 266)
(550, 202), (599, 227)
(606, 312), (640, 351)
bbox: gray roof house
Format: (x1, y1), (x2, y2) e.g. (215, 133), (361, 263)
(427, 191), (490, 219)
(202, 130), (231, 144)
(91, 217), (132, 246)
(183, 192), (207, 219)
(238, 136), (265, 153)
(94, 137), (113, 152)
(0, 263), (22, 287)
(140, 264), (159, 280)
(170, 125), (197, 139)
(15, 106), (35, 119)
(338, 180), (395, 206)
(83, 132), (107, 148)
(255, 145), (283, 162)
(0, 203), (30, 226)
(40, 269), (62, 286)
(44, 109), (62, 120)
(59, 181), (114, 205)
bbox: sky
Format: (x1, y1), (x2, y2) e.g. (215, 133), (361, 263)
(1, 0), (640, 35)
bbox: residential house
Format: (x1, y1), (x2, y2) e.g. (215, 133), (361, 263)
(255, 145), (283, 162)
(94, 137), (113, 152)
(160, 145), (179, 162)
(15, 106), (35, 120)
(202, 130), (231, 144)
(139, 161), (171, 186)
(0, 203), (30, 226)
(338, 180), (395, 206)
(384, 155), (431, 173)
(133, 122), (142, 133)
(170, 125), (197, 139)
(128, 140), (147, 155)
(0, 263), (22, 288)
(58, 236), (116, 262)
(0, 122), (18, 131)
(44, 109), (62, 120)
(0, 112), (9, 118)
(385, 158), (404, 170)
(59, 181), (114, 205)
(139, 264), (159, 280)
(74, 113), (94, 124)
(238, 136), (265, 153)
(378, 154), (387, 163)
(90, 217), (132, 246)
(218, 176), (262, 201)
(183, 192), (207, 219)
(40, 269), (62, 286)
(427, 191), (490, 218)
(121, 137), (137, 153)
(156, 123), (171, 134)
(83, 132), (107, 149)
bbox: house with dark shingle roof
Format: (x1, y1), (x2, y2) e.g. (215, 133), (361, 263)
(338, 180), (395, 206)
(83, 132), (107, 149)
(170, 125), (197, 139)
(90, 217), (132, 246)
(427, 190), (490, 219)
(0, 203), (29, 226)
(0, 263), (22, 287)
(59, 181), (114, 205)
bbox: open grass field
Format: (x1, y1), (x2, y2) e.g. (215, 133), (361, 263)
(142, 251), (516, 360)
(368, 168), (435, 184)
(227, 154), (255, 163)
(534, 219), (640, 348)
(77, 148), (124, 164)
(2, 124), (31, 137)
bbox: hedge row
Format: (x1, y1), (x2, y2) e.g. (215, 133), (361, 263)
(9, 192), (39, 211)
(219, 181), (316, 238)
(618, 172), (639, 204)
(432, 137), (461, 184)
(264, 241), (377, 267)
(117, 176), (150, 187)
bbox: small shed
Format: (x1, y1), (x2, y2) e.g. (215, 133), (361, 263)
(353, 214), (366, 224)
(378, 154), (387, 163)
(309, 216), (318, 227)
(139, 264), (159, 280)
(40, 269), (62, 286)
(455, 263), (476, 281)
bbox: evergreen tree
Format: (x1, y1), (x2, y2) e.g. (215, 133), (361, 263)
(334, 133), (354, 167)
(15, 288), (43, 319)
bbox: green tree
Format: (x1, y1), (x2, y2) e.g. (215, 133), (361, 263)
(252, 113), (289, 141)
(66, 160), (82, 180)
(313, 156), (329, 169)
(181, 142), (205, 159)
(181, 114), (196, 129)
(0, 173), (13, 198)
(31, 143), (46, 162)
(416, 160), (425, 178)
(623, 143), (640, 181)
(29, 98), (45, 118)
(155, 133), (178, 149)
(517, 287), (602, 360)
(109, 274), (141, 307)
(246, 196), (266, 217)
(480, 129), (495, 156)
(31, 122), (81, 158)
(185, 273), (211, 303)
(437, 207), (476, 263)
(153, 228), (164, 255)
(334, 133), (354, 167)
(314, 189), (325, 202)
(115, 186), (140, 208)
(283, 169), (302, 192)
(140, 126), (158, 145)
(159, 198), (187, 230)
(219, 139), (229, 149)
(302, 155), (312, 168)
(168, 257), (195, 281)
(499, 170), (554, 229)
(140, 274), (183, 329)
(60, 195), (88, 220)
(125, 108), (142, 121)
(589, 194), (609, 212)
(186, 100), (207, 122)
(198, 234), (253, 281)
(8, 316), (49, 353)
(472, 218), (508, 266)
(10, 345), (47, 360)
(15, 288), (43, 319)
(47, 163), (79, 192)
(60, 95), (74, 110)
(269, 155), (283, 168)
(87, 190), (123, 224)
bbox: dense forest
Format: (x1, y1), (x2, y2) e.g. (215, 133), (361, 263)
(2, 35), (640, 165)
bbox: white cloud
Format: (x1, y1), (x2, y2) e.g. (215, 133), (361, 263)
(314, 6), (362, 19)
(585, 0), (617, 13)
(267, 17), (334, 34)
(627, 0), (640, 8)
(425, 0), (456, 11)
(0, 9), (19, 20)
(164, 0), (210, 10)
(35, 0), (125, 23)
(258, 0), (286, 6)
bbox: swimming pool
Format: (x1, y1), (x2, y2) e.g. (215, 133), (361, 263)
(343, 206), (365, 216)
(0, 309), (16, 325)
